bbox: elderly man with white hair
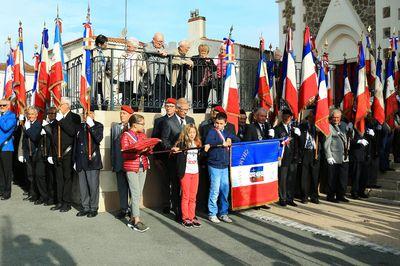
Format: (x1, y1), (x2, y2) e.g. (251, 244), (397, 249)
(50, 97), (81, 212)
(144, 32), (170, 112)
(117, 37), (147, 108)
(171, 40), (193, 99)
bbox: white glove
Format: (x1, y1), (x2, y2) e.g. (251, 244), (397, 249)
(366, 129), (375, 136)
(42, 120), (49, 127)
(346, 122), (353, 131)
(268, 129), (275, 138)
(357, 139), (369, 146)
(73, 163), (76, 170)
(56, 112), (63, 121)
(293, 127), (301, 136)
(19, 114), (25, 121)
(18, 156), (25, 163)
(40, 129), (46, 135)
(24, 121), (31, 130)
(327, 157), (336, 165)
(86, 116), (95, 127)
(47, 157), (54, 165)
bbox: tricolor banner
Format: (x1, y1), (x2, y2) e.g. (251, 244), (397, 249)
(230, 140), (281, 210)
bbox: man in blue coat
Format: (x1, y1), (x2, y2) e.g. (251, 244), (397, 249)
(0, 99), (17, 200)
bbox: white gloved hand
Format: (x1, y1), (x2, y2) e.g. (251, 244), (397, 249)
(346, 122), (353, 131)
(366, 129), (375, 136)
(293, 127), (301, 136)
(56, 112), (63, 121)
(268, 129), (275, 138)
(73, 163), (77, 170)
(40, 129), (46, 135)
(327, 157), (336, 165)
(19, 114), (25, 121)
(24, 121), (31, 130)
(18, 156), (25, 163)
(86, 116), (95, 127)
(47, 157), (54, 165)
(42, 120), (49, 127)
(357, 139), (369, 146)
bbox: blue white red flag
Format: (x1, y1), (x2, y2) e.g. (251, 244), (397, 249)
(385, 53), (399, 128)
(255, 37), (272, 110)
(299, 26), (318, 110)
(37, 27), (50, 104)
(49, 16), (65, 107)
(80, 19), (93, 111)
(222, 37), (240, 132)
(340, 59), (354, 121)
(282, 27), (298, 119)
(230, 140), (281, 210)
(373, 55), (385, 125)
(322, 53), (333, 108)
(390, 35), (400, 90)
(13, 23), (26, 115)
(3, 48), (14, 100)
(315, 62), (330, 136)
(354, 42), (368, 134)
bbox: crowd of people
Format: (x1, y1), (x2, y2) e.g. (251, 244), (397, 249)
(0, 90), (395, 233)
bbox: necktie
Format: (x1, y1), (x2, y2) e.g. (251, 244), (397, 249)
(305, 133), (313, 149)
(180, 118), (184, 128)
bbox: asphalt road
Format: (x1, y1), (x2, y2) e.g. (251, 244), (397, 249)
(1, 186), (399, 265)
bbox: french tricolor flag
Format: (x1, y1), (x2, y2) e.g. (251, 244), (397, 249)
(372, 55), (385, 125)
(80, 20), (93, 111)
(49, 17), (65, 107)
(282, 27), (298, 119)
(354, 42), (368, 134)
(315, 61), (330, 136)
(385, 53), (399, 129)
(222, 38), (240, 132)
(13, 23), (26, 115)
(390, 36), (399, 89)
(3, 49), (14, 100)
(341, 59), (354, 121)
(323, 53), (333, 108)
(255, 37), (272, 110)
(230, 140), (281, 210)
(37, 27), (50, 104)
(299, 26), (318, 110)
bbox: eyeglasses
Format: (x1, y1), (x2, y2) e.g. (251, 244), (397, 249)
(135, 122), (145, 126)
(178, 108), (189, 112)
(0, 104), (8, 107)
(165, 104), (175, 108)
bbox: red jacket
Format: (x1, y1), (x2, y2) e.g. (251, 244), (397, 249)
(120, 130), (150, 173)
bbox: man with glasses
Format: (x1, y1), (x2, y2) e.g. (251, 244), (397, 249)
(144, 32), (170, 112)
(151, 98), (176, 213)
(161, 98), (194, 220)
(50, 98), (81, 212)
(0, 99), (16, 200)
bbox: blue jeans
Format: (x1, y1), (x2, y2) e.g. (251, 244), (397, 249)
(208, 166), (229, 217)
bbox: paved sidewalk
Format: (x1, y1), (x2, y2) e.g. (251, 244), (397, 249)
(1, 186), (399, 265)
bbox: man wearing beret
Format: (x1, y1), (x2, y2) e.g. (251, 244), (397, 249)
(111, 105), (133, 219)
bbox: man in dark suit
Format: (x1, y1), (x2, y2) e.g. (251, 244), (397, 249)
(110, 105), (133, 219)
(237, 109), (248, 141)
(74, 110), (103, 218)
(365, 113), (381, 189)
(273, 109), (301, 207)
(298, 109), (321, 204)
(244, 107), (274, 141)
(20, 107), (45, 204)
(349, 127), (369, 199)
(161, 98), (195, 219)
(199, 105), (235, 143)
(51, 97), (81, 212)
(151, 98), (176, 214)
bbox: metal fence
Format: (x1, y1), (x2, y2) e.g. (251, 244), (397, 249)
(64, 49), (335, 112)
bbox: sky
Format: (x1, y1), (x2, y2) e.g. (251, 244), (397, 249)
(0, 0), (279, 65)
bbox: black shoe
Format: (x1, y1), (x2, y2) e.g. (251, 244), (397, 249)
(310, 198), (320, 204)
(279, 200), (287, 207)
(287, 200), (298, 207)
(162, 206), (170, 214)
(76, 210), (89, 217)
(115, 210), (128, 219)
(301, 198), (308, 204)
(34, 199), (44, 205)
(1, 195), (10, 200)
(261, 205), (271, 209)
(60, 204), (71, 212)
(337, 197), (349, 202)
(87, 211), (98, 218)
(50, 203), (63, 211)
(29, 197), (38, 202)
(327, 197), (340, 203)
(359, 193), (369, 199)
(22, 191), (29, 196)
(44, 200), (55, 206)
(182, 220), (193, 228)
(351, 194), (359, 200)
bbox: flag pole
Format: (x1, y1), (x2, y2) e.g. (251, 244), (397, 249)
(56, 5), (62, 159)
(86, 2), (92, 161)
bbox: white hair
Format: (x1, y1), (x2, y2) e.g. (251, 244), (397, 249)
(60, 97), (71, 107)
(127, 37), (140, 48)
(330, 108), (342, 117)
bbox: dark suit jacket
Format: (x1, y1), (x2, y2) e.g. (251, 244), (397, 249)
(74, 121), (104, 171)
(350, 130), (367, 162)
(161, 114), (195, 150)
(53, 111), (81, 155)
(274, 123), (296, 166)
(22, 120), (42, 159)
(151, 115), (170, 138)
(110, 122), (125, 172)
(237, 124), (248, 141)
(298, 122), (322, 159)
(244, 122), (271, 141)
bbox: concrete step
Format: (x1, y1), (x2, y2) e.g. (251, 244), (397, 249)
(377, 179), (400, 190)
(367, 188), (400, 201)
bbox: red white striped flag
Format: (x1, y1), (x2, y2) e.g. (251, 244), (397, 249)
(372, 55), (385, 125)
(282, 27), (298, 119)
(49, 16), (64, 107)
(3, 48), (14, 100)
(385, 51), (399, 129)
(255, 37), (272, 110)
(354, 42), (369, 134)
(341, 59), (354, 121)
(315, 62), (330, 136)
(80, 16), (93, 111)
(322, 53), (333, 108)
(13, 22), (26, 115)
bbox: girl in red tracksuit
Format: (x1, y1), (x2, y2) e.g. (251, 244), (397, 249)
(120, 114), (150, 233)
(172, 124), (209, 228)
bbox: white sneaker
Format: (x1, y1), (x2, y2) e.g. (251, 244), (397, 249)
(219, 215), (233, 223)
(208, 216), (220, 223)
